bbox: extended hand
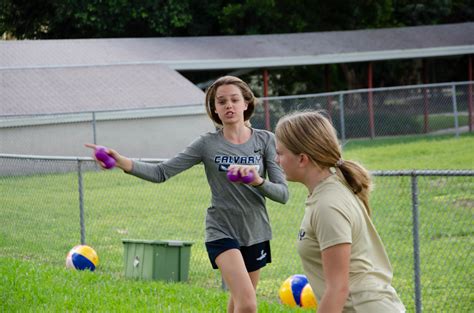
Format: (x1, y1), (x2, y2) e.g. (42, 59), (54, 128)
(84, 143), (132, 172)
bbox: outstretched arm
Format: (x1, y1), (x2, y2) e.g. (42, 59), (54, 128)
(86, 135), (204, 183)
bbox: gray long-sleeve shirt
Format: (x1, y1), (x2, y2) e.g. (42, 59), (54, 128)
(128, 128), (289, 246)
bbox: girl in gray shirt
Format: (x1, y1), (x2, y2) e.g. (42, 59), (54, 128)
(86, 76), (288, 313)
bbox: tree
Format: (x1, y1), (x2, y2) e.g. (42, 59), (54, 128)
(0, 0), (193, 39)
(392, 0), (474, 26)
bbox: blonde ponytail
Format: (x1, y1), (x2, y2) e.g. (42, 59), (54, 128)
(337, 160), (372, 216)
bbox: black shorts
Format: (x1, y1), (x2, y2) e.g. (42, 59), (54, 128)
(205, 238), (272, 272)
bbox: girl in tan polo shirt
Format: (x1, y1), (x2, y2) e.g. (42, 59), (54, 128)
(275, 110), (405, 313)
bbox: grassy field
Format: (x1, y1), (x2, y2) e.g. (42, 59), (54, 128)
(342, 132), (474, 169)
(414, 113), (469, 133)
(1, 133), (473, 312)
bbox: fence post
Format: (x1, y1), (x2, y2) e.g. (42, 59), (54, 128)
(468, 56), (473, 132)
(423, 86), (430, 133)
(78, 159), (86, 245)
(263, 69), (271, 131)
(451, 85), (460, 138)
(339, 93), (346, 143)
(367, 62), (375, 139)
(422, 59), (429, 133)
(92, 112), (97, 144)
(411, 173), (422, 313)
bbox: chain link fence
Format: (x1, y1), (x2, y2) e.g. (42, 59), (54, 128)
(254, 81), (473, 140)
(1, 154), (472, 313)
(1, 81), (473, 158)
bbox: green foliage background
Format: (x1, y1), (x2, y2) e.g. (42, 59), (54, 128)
(2, 0), (473, 39)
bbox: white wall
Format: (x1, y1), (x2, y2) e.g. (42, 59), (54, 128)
(0, 112), (214, 159)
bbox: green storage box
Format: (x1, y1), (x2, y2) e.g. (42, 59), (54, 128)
(122, 239), (193, 282)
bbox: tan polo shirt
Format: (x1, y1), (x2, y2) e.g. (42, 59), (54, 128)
(297, 175), (405, 312)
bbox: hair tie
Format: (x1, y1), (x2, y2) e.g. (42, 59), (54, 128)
(335, 158), (344, 167)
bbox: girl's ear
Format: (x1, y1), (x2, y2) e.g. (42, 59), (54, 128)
(299, 153), (310, 167)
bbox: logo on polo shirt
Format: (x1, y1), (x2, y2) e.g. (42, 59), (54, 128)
(298, 229), (306, 240)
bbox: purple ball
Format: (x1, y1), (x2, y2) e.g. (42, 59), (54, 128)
(240, 171), (255, 184)
(95, 146), (116, 169)
(227, 170), (241, 182)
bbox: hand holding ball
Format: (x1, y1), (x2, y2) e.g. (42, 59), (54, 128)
(227, 171), (241, 182)
(240, 171), (255, 184)
(227, 170), (254, 184)
(95, 146), (116, 169)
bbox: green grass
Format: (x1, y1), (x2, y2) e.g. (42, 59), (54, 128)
(1, 257), (226, 312)
(1, 257), (302, 312)
(1, 133), (473, 312)
(343, 133), (474, 169)
(412, 113), (470, 133)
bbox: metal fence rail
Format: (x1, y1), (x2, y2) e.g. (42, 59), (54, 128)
(255, 81), (473, 139)
(1, 154), (473, 312)
(1, 81), (472, 159)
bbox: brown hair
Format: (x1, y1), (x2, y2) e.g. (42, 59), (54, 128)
(204, 76), (257, 126)
(275, 110), (373, 216)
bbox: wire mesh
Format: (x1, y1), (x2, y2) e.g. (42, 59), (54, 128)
(1, 155), (472, 312)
